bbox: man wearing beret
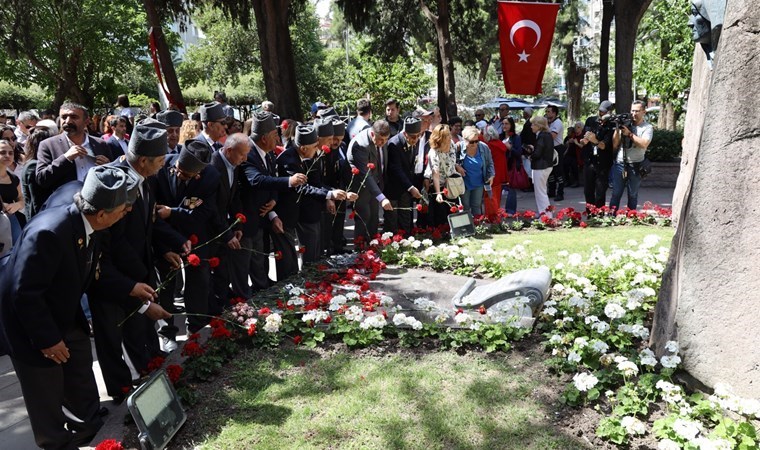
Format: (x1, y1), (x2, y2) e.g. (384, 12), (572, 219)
(318, 114), (354, 255)
(156, 109), (185, 154)
(233, 112), (307, 296)
(154, 139), (218, 345)
(273, 125), (350, 277)
(196, 102), (227, 150)
(385, 117), (424, 234)
(347, 120), (393, 241)
(0, 166), (131, 449)
(89, 123), (188, 400)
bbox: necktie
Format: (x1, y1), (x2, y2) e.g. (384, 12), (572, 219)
(84, 233), (95, 281)
(213, 142), (223, 151)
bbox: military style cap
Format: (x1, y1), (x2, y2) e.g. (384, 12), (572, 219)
(403, 117), (422, 134)
(317, 107), (338, 120)
(178, 139), (212, 174)
(314, 118), (334, 138)
(136, 117), (167, 130)
(295, 125), (318, 147)
(156, 110), (184, 128)
(200, 102), (225, 122)
(128, 124), (168, 157)
(331, 119), (346, 137)
(251, 111), (277, 137)
(81, 166), (128, 210)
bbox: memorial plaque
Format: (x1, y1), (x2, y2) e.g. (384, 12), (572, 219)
(448, 211), (475, 237)
(127, 370), (186, 450)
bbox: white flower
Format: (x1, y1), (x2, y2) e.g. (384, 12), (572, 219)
(660, 355), (682, 369)
(542, 306), (557, 316)
(302, 310), (329, 323)
(557, 250), (569, 257)
(639, 348), (658, 367)
(604, 303), (626, 320)
(590, 340), (609, 354)
(642, 234), (661, 248)
(393, 313), (409, 326)
(463, 257), (475, 265)
(360, 314), (387, 329)
(381, 232), (394, 241)
(584, 315), (599, 324)
(448, 252), (460, 259)
(617, 360), (639, 377)
(380, 295), (394, 307)
(390, 241), (400, 250)
(690, 437), (733, 450)
(568, 253), (583, 266)
(665, 340), (679, 353)
(572, 372), (599, 392)
(345, 292), (360, 300)
(568, 296), (589, 309)
(591, 321), (610, 333)
(672, 418), (702, 441)
(344, 305), (364, 322)
(549, 334), (563, 345)
(286, 284), (304, 296)
(573, 337), (589, 348)
(328, 295), (347, 311)
(263, 313), (282, 333)
(434, 313), (450, 323)
(621, 416), (647, 435)
(657, 439), (681, 450)
(411, 240), (421, 249)
(454, 312), (471, 325)
(567, 351), (582, 363)
(407, 317), (424, 330)
(287, 296), (305, 306)
(422, 239), (433, 247)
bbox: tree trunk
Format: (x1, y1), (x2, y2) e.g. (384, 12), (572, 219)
(599, 0), (614, 102)
(252, 0), (302, 121)
(564, 46), (586, 124)
(421, 0), (457, 123)
(143, 0), (186, 112)
(614, 0), (652, 111)
(478, 54), (491, 82)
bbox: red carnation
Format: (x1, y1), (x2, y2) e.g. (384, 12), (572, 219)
(258, 307), (271, 316)
(458, 205), (464, 212)
(293, 335), (303, 345)
(188, 234), (199, 246)
(274, 250), (283, 260)
(351, 167), (360, 175)
(450, 206), (458, 213)
(147, 356), (165, 372)
(367, 162), (375, 170)
(442, 188), (449, 196)
(187, 254), (201, 267)
(247, 323), (257, 336)
(478, 305), (487, 315)
(321, 145), (331, 154)
(235, 213), (247, 224)
(95, 439), (124, 450)
(298, 246), (306, 254)
(208, 257), (220, 268)
(348, 211), (356, 219)
(166, 364), (183, 384)
(121, 386), (131, 395)
(182, 341), (205, 357)
(280, 120), (289, 130)
(416, 204), (423, 212)
(580, 221), (588, 228)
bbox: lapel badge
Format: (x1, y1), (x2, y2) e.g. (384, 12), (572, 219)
(77, 237), (84, 248)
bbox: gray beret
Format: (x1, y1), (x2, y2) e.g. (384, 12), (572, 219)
(136, 117), (167, 130)
(314, 118), (334, 138)
(295, 125), (318, 147)
(81, 166), (128, 211)
(331, 119), (346, 137)
(156, 110), (184, 128)
(178, 139), (212, 174)
(317, 107), (338, 120)
(200, 102), (225, 122)
(128, 124), (168, 157)
(251, 111), (276, 137)
(403, 117), (422, 134)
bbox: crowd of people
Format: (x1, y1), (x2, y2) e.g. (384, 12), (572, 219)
(0, 93), (651, 449)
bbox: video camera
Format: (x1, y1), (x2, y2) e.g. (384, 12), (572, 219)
(599, 113), (634, 149)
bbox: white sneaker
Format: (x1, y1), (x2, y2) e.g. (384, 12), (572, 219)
(160, 335), (178, 353)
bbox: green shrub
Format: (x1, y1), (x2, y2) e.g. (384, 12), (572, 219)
(648, 129), (683, 162)
(0, 82), (50, 110)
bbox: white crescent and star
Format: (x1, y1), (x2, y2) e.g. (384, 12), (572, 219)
(509, 20), (542, 63)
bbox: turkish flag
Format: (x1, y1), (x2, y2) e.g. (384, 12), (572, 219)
(497, 1), (561, 96)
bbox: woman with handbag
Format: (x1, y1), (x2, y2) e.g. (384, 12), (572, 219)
(460, 126), (495, 217)
(425, 124), (462, 226)
(527, 117), (555, 217)
(502, 117), (525, 214)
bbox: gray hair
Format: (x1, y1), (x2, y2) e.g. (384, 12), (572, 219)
(372, 120), (390, 137)
(261, 101), (274, 111)
(223, 133), (250, 152)
(532, 116), (549, 132)
(74, 192), (119, 215)
(18, 111), (40, 122)
(60, 102), (89, 118)
(483, 125), (499, 142)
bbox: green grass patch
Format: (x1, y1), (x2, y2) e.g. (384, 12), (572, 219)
(195, 349), (586, 450)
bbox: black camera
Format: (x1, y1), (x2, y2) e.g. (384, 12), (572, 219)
(599, 113), (634, 149)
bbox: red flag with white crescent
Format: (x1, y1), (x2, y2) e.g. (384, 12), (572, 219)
(497, 1), (561, 95)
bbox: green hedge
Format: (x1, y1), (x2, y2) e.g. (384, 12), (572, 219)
(0, 82), (50, 110)
(648, 129), (683, 162)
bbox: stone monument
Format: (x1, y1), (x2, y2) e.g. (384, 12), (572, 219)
(651, 0), (759, 398)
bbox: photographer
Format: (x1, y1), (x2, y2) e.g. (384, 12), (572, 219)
(609, 100), (653, 212)
(580, 100), (615, 209)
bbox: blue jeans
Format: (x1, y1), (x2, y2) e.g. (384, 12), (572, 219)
(461, 186), (484, 216)
(506, 187), (517, 215)
(609, 162), (642, 211)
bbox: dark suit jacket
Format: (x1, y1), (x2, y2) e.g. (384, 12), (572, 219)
(274, 147), (330, 227)
(210, 151), (242, 241)
(35, 134), (113, 193)
(0, 204), (95, 366)
(154, 154), (221, 245)
(347, 128), (388, 199)
(238, 142), (289, 236)
(385, 133), (417, 200)
(90, 159), (186, 308)
(106, 136), (128, 159)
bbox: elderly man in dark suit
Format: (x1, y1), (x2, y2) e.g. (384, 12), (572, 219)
(209, 133), (247, 311)
(274, 125), (349, 277)
(89, 122), (187, 400)
(196, 102), (227, 150)
(0, 166), (131, 449)
(321, 118), (353, 255)
(347, 120), (393, 241)
(385, 118), (424, 234)
(154, 139), (217, 340)
(231, 112), (306, 296)
(35, 103), (113, 205)
(156, 109), (185, 154)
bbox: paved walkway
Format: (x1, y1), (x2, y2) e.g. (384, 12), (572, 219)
(0, 184), (676, 449)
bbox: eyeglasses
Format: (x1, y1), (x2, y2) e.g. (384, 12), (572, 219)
(467, 139), (479, 144)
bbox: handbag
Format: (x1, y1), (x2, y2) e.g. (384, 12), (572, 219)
(635, 158), (653, 178)
(508, 165), (531, 190)
(444, 174), (465, 199)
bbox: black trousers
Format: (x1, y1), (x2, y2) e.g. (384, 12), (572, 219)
(12, 328), (103, 450)
(296, 220), (321, 263)
(583, 161), (611, 209)
(272, 227), (298, 281)
(209, 242), (232, 314)
(386, 192), (414, 234)
(227, 228), (270, 298)
(353, 192), (379, 241)
(156, 256), (210, 334)
(548, 145), (565, 197)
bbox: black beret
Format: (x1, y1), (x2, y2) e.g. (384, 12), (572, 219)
(403, 117), (422, 134)
(156, 110), (184, 128)
(128, 124), (168, 157)
(200, 102), (225, 122)
(331, 119), (346, 137)
(251, 111), (276, 137)
(314, 118), (334, 138)
(178, 139), (212, 174)
(295, 125), (318, 147)
(81, 166), (128, 210)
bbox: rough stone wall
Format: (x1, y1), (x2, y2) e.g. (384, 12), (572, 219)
(652, 0), (760, 399)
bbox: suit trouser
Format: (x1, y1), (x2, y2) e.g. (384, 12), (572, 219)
(227, 229), (269, 298)
(272, 227), (298, 281)
(157, 256), (210, 334)
(210, 242), (232, 313)
(330, 207), (348, 251)
(296, 221), (321, 263)
(90, 296), (158, 397)
(386, 192), (413, 234)
(12, 327), (103, 450)
(353, 192), (379, 241)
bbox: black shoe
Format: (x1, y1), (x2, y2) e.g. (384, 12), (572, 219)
(98, 406), (110, 417)
(554, 195), (564, 201)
